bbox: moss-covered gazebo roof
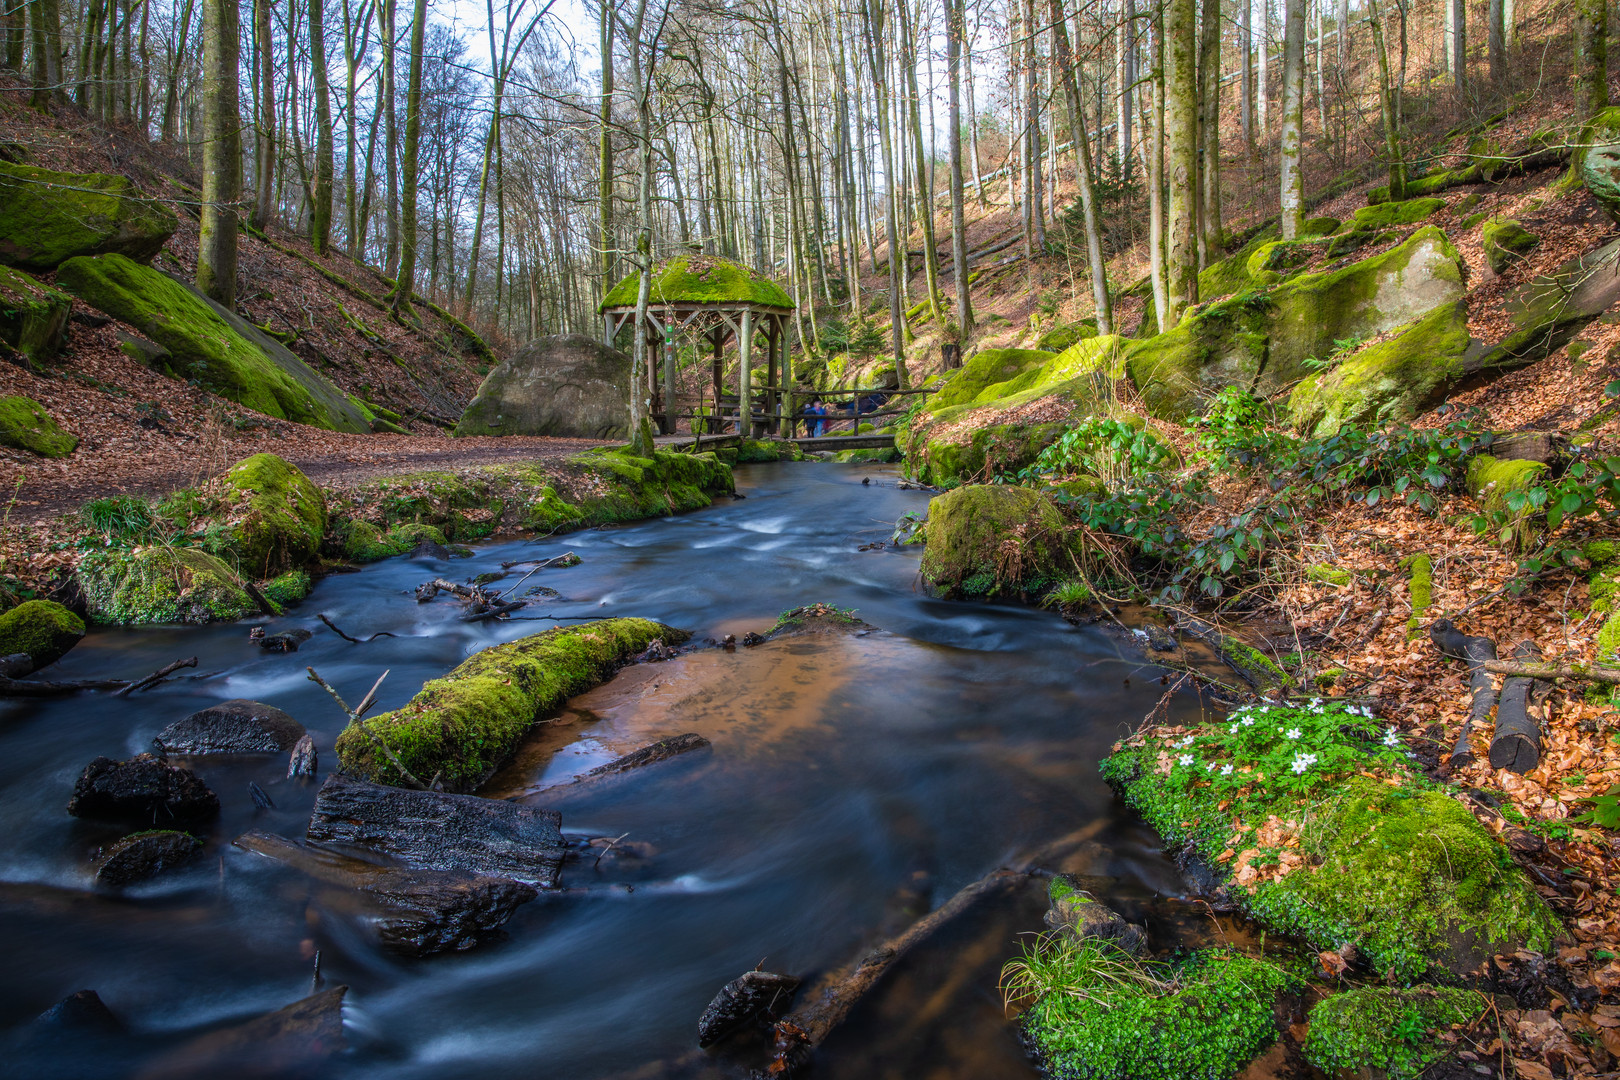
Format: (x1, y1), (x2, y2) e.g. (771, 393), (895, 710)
(600, 255), (794, 312)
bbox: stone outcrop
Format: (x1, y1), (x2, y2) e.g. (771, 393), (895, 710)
(0, 395), (76, 457)
(454, 334), (631, 439)
(0, 161), (176, 270)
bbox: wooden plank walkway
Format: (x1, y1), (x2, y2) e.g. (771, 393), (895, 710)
(654, 433), (897, 453)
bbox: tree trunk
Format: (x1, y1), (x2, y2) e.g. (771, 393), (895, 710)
(862, 0), (909, 385)
(947, 0), (973, 336)
(1164, 0), (1199, 322)
(1278, 0), (1305, 239)
(381, 0), (399, 273)
(389, 0), (426, 316)
(1148, 0), (1167, 329)
(251, 0), (276, 228)
(1576, 0), (1608, 118)
(898, 0), (943, 324)
(1120, 0), (1136, 181)
(1487, 0), (1504, 83)
(159, 0), (193, 137)
(1256, 0), (1268, 136)
(1366, 0), (1406, 199)
(1450, 0), (1466, 95)
(1198, 0), (1223, 261)
(309, 0), (334, 253)
(1052, 0), (1112, 333)
(598, 0), (615, 294)
(197, 0), (241, 307)
(341, 0), (370, 249)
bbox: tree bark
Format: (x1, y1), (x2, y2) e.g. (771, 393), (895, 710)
(1163, 0), (1199, 322)
(1198, 0), (1223, 262)
(862, 0), (909, 384)
(947, 0), (973, 336)
(1450, 0), (1466, 96)
(30, 0), (63, 108)
(1052, 0), (1112, 333)
(252, 0), (276, 228)
(388, 0), (427, 316)
(1148, 0), (1167, 329)
(1278, 0), (1305, 239)
(197, 0), (241, 307)
(309, 0), (334, 253)
(1366, 0), (1405, 199)
(1576, 0), (1608, 118)
(598, 0), (615, 295)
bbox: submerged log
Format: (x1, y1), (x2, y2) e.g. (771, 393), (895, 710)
(697, 970), (801, 1048)
(235, 830), (538, 957)
(517, 734), (712, 803)
(305, 774), (565, 887)
(1490, 640), (1546, 773)
(134, 986), (346, 1080)
(1431, 618), (1498, 766)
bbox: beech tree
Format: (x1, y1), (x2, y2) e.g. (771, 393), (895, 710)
(196, 0), (240, 306)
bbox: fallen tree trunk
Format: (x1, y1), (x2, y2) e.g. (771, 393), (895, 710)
(1175, 615), (1289, 698)
(1490, 640), (1545, 773)
(0, 674), (131, 696)
(1431, 619), (1497, 765)
(1478, 659), (1620, 684)
(516, 734), (712, 803)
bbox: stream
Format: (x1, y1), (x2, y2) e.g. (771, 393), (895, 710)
(0, 461), (1210, 1079)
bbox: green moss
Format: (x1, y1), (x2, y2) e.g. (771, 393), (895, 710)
(56, 254), (368, 432)
(1036, 321), (1099, 352)
(920, 485), (1081, 597)
(1052, 475), (1106, 499)
(76, 547), (258, 625)
(1482, 218), (1539, 274)
(0, 599), (84, 668)
(601, 255), (792, 310)
(1303, 216), (1340, 237)
(1404, 552), (1433, 640)
(737, 438), (791, 463)
(567, 446), (734, 524)
(1104, 717), (1558, 982)
(1288, 300), (1473, 437)
(220, 453), (327, 577)
(929, 348), (1060, 411)
(1021, 946), (1298, 1080)
(1245, 239), (1315, 285)
(916, 422), (1068, 487)
(0, 395), (76, 457)
(834, 447), (901, 463)
(1597, 611), (1620, 663)
(1348, 197), (1447, 232)
(1216, 636), (1289, 697)
(0, 160), (176, 270)
(1303, 985), (1488, 1080)
(334, 618), (690, 791)
(1307, 564), (1352, 587)
(260, 569), (312, 606)
(0, 265), (70, 365)
(520, 485), (585, 534)
(1466, 455), (1550, 549)
(1195, 223), (1280, 303)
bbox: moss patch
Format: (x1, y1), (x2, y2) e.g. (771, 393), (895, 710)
(0, 160), (177, 270)
(1466, 455), (1550, 549)
(601, 255), (792, 310)
(56, 254), (368, 432)
(334, 618), (690, 791)
(1347, 197), (1447, 232)
(920, 484), (1081, 597)
(1404, 553), (1433, 640)
(76, 547), (258, 625)
(0, 395), (76, 457)
(1303, 985), (1488, 1080)
(260, 569), (312, 607)
(0, 598), (84, 668)
(0, 265), (70, 365)
(219, 453), (328, 577)
(1482, 218), (1539, 274)
(1020, 945), (1298, 1080)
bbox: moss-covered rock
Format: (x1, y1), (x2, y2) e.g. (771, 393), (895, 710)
(1303, 215), (1341, 237)
(1482, 218), (1539, 273)
(0, 395), (76, 457)
(920, 484), (1080, 597)
(567, 446), (735, 523)
(219, 454), (327, 577)
(914, 422), (1067, 487)
(929, 348), (1059, 411)
(0, 265), (70, 365)
(601, 255), (793, 310)
(260, 569), (312, 607)
(56, 254), (369, 433)
(1035, 321), (1098, 352)
(1129, 228), (1465, 420)
(453, 334), (630, 440)
(1466, 454), (1549, 549)
(1579, 105), (1620, 224)
(1245, 239), (1315, 285)
(1287, 300), (1474, 437)
(1303, 985), (1489, 1080)
(76, 547), (258, 625)
(0, 599), (84, 669)
(339, 519), (452, 562)
(0, 160), (177, 270)
(1476, 237), (1620, 371)
(1019, 945), (1297, 1080)
(1347, 197), (1447, 232)
(334, 618), (690, 791)
(736, 438), (801, 463)
(1103, 700), (1559, 982)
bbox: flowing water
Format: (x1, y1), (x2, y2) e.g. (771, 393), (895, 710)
(0, 462), (1211, 1079)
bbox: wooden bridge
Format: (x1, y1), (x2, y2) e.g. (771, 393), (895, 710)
(655, 432), (899, 453)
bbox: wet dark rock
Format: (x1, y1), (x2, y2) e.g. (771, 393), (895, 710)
(34, 989), (123, 1035)
(135, 986), (347, 1080)
(633, 640), (680, 663)
(740, 632), (766, 646)
(697, 970), (801, 1047)
(410, 539), (450, 560)
(287, 733), (317, 779)
(0, 651), (32, 676)
(306, 774), (565, 887)
(235, 830), (538, 956)
(156, 699), (305, 755)
(67, 754), (219, 824)
(257, 628), (312, 653)
(1142, 624), (1179, 652)
(92, 829), (202, 887)
(1044, 875), (1147, 955)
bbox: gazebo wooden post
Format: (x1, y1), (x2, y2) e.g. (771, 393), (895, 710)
(738, 309), (753, 436)
(661, 316), (677, 436)
(710, 327), (723, 435)
(779, 315), (795, 438)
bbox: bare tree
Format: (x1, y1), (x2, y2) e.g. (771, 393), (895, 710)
(197, 0), (241, 306)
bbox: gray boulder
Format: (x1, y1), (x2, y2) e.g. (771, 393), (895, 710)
(454, 334), (630, 439)
(156, 699), (306, 755)
(92, 829), (203, 887)
(1044, 874), (1147, 955)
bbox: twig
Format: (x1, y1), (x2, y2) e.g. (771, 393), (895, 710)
(115, 656), (198, 697)
(593, 832), (630, 868)
(318, 612), (397, 643)
(305, 666), (426, 790)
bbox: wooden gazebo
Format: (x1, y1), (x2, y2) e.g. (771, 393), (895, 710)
(600, 255), (796, 436)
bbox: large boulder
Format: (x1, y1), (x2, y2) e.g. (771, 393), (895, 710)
(1580, 105), (1620, 224)
(67, 753), (219, 824)
(1127, 226), (1466, 419)
(920, 485), (1081, 598)
(454, 334), (631, 439)
(1288, 300), (1476, 436)
(0, 599), (85, 672)
(1478, 237), (1620, 369)
(76, 547), (258, 625)
(0, 266), (70, 365)
(217, 453), (327, 577)
(156, 699), (305, 755)
(0, 395), (76, 457)
(55, 254), (370, 433)
(0, 161), (176, 270)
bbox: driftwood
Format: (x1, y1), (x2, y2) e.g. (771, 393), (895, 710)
(1431, 619), (1497, 765)
(460, 600), (527, 622)
(318, 613), (396, 643)
(514, 734), (712, 803)
(1478, 659), (1620, 684)
(114, 656), (198, 697)
(1491, 640), (1546, 773)
(0, 674), (131, 696)
(417, 578), (528, 621)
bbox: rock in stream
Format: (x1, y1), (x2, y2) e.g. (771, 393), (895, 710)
(67, 754), (219, 824)
(155, 699), (306, 755)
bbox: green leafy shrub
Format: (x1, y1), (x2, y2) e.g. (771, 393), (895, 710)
(1303, 985), (1488, 1079)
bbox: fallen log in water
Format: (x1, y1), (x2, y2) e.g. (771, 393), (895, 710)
(514, 734), (712, 804)
(0, 674), (131, 696)
(305, 774), (566, 887)
(1490, 640), (1546, 773)
(1431, 619), (1498, 765)
(134, 986), (347, 1080)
